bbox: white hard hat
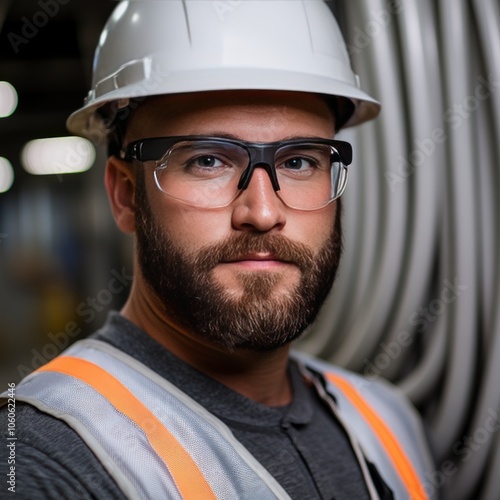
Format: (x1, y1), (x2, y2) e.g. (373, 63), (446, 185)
(67, 0), (380, 141)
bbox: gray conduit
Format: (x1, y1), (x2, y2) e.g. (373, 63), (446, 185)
(430, 0), (479, 463)
(482, 429), (500, 500)
(330, 0), (411, 370)
(378, 0), (447, 404)
(371, 0), (442, 381)
(445, 0), (500, 497)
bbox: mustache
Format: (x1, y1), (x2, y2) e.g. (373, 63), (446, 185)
(194, 233), (315, 272)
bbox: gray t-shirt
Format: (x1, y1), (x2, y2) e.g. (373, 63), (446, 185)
(0, 312), (376, 499)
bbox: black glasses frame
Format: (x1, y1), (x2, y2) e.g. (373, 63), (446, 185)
(121, 135), (352, 192)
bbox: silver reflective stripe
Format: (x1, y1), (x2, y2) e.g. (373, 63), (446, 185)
(14, 339), (291, 500)
(12, 375), (150, 500)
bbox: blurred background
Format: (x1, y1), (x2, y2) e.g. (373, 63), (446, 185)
(0, 1), (499, 499)
(0, 0), (129, 382)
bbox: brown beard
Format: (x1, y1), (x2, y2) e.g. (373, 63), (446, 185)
(134, 172), (343, 352)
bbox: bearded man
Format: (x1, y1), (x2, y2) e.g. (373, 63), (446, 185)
(0, 2), (435, 499)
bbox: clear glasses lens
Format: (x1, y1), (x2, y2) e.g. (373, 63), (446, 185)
(274, 143), (347, 210)
(154, 140), (246, 208)
(153, 140), (348, 210)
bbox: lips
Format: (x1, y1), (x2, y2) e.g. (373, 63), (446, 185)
(223, 252), (288, 264)
(218, 252), (297, 272)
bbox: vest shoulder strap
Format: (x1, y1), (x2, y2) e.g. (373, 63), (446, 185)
(292, 350), (435, 500)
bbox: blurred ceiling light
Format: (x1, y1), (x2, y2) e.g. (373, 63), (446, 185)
(0, 81), (18, 118)
(21, 137), (96, 175)
(0, 157), (14, 193)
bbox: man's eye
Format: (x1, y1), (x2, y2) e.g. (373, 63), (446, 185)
(191, 155), (224, 168)
(283, 157), (314, 170)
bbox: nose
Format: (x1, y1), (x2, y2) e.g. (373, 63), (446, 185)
(231, 166), (286, 232)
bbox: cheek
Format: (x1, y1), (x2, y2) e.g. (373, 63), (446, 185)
(176, 211), (230, 249)
(294, 205), (337, 249)
(148, 184), (231, 251)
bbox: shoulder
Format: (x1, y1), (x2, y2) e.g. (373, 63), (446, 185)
(291, 350), (436, 483)
(0, 402), (124, 499)
(292, 349), (421, 423)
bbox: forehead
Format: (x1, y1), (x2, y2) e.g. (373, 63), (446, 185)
(124, 91), (336, 143)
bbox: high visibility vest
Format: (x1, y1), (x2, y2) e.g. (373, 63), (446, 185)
(1, 339), (435, 500)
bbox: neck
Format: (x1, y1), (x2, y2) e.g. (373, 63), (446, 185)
(121, 281), (293, 407)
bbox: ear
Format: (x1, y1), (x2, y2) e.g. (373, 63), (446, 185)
(105, 156), (137, 234)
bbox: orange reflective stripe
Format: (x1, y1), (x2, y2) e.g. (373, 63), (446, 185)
(39, 356), (217, 500)
(325, 373), (428, 500)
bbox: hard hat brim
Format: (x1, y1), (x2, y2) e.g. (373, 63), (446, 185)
(67, 67), (380, 141)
